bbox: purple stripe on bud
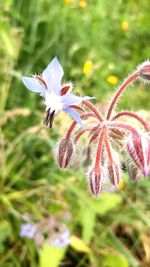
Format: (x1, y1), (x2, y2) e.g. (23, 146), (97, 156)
(108, 161), (120, 186)
(57, 138), (74, 169)
(126, 162), (140, 181)
(126, 133), (150, 177)
(138, 61), (150, 83)
(88, 167), (103, 197)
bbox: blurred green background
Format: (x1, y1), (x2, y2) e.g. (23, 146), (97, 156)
(0, 0), (150, 266)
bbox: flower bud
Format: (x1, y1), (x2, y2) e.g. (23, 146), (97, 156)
(137, 60), (150, 83)
(126, 133), (150, 177)
(108, 160), (120, 186)
(126, 162), (140, 181)
(57, 138), (74, 169)
(88, 167), (104, 197)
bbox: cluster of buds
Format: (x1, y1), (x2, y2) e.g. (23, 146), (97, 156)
(56, 61), (150, 197)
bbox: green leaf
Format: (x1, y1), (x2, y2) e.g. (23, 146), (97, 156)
(91, 193), (122, 215)
(102, 253), (129, 267)
(80, 206), (96, 245)
(39, 244), (66, 267)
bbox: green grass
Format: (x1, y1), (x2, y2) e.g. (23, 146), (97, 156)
(0, 0), (150, 266)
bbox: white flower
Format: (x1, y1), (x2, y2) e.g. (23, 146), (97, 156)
(22, 57), (92, 127)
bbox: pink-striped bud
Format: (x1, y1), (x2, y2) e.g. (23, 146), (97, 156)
(126, 162), (140, 181)
(57, 138), (74, 169)
(147, 136), (150, 166)
(108, 160), (120, 186)
(88, 167), (104, 197)
(126, 133), (150, 177)
(138, 60), (150, 83)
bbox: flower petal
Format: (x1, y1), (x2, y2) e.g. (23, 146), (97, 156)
(22, 77), (46, 96)
(64, 108), (83, 126)
(61, 93), (83, 107)
(42, 57), (64, 94)
(69, 105), (84, 112)
(62, 94), (95, 109)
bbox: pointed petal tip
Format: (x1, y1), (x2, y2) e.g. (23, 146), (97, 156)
(21, 76), (45, 95)
(50, 56), (62, 68)
(143, 168), (149, 177)
(52, 56), (59, 63)
(22, 76), (28, 82)
(83, 96), (95, 101)
(42, 56), (64, 94)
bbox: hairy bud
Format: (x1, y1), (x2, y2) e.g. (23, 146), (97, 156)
(88, 167), (104, 197)
(137, 60), (150, 83)
(108, 160), (120, 186)
(57, 138), (74, 169)
(126, 162), (140, 181)
(126, 133), (150, 177)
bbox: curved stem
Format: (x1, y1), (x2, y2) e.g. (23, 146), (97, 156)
(88, 126), (100, 145)
(84, 125), (101, 160)
(74, 127), (92, 143)
(107, 121), (139, 135)
(112, 111), (150, 131)
(82, 100), (104, 122)
(65, 112), (95, 140)
(106, 71), (139, 120)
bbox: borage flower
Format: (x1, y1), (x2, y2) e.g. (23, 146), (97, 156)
(56, 60), (150, 197)
(22, 57), (92, 127)
(20, 223), (37, 239)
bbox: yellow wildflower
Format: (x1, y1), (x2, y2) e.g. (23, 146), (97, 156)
(121, 21), (129, 32)
(107, 75), (119, 85)
(64, 0), (72, 4)
(118, 181), (125, 190)
(83, 60), (93, 76)
(70, 235), (90, 253)
(78, 0), (87, 8)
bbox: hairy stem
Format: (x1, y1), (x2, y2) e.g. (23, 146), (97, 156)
(88, 126), (100, 145)
(105, 136), (113, 162)
(106, 71), (139, 120)
(112, 111), (150, 131)
(74, 127), (92, 143)
(108, 122), (139, 135)
(65, 112), (95, 140)
(82, 100), (104, 122)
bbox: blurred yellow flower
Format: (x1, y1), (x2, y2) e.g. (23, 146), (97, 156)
(121, 21), (129, 32)
(118, 181), (125, 190)
(107, 75), (119, 85)
(70, 235), (90, 253)
(64, 0), (72, 4)
(78, 0), (87, 8)
(83, 60), (93, 76)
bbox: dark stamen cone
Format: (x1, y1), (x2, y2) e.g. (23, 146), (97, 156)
(57, 138), (74, 169)
(44, 109), (55, 128)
